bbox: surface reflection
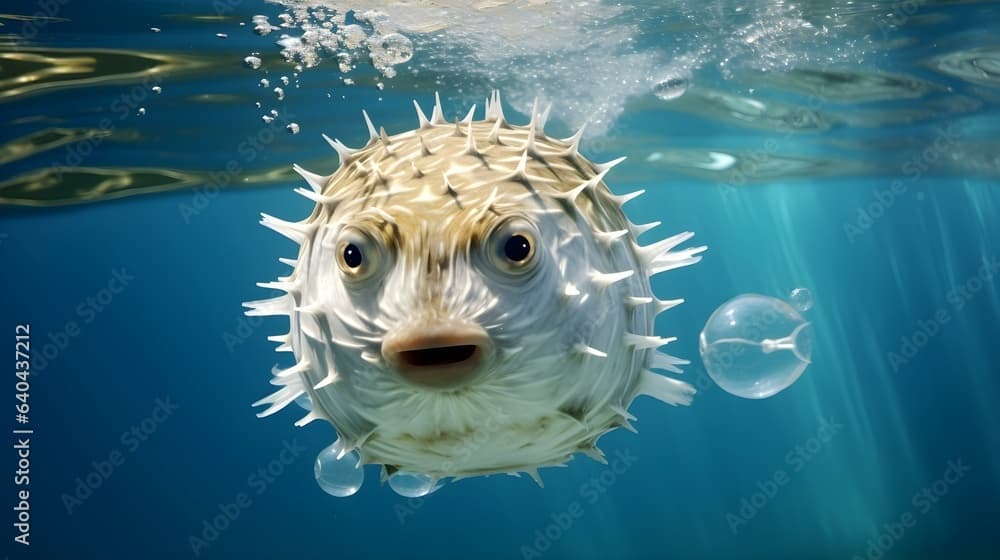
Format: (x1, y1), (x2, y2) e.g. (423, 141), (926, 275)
(0, 47), (205, 102)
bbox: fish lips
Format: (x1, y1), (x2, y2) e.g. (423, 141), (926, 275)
(381, 322), (494, 389)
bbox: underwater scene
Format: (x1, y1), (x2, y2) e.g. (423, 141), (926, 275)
(2, 0), (999, 558)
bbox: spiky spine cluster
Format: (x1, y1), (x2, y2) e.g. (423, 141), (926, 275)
(246, 91), (706, 485)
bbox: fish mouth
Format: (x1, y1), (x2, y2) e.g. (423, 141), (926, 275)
(398, 345), (478, 367)
(382, 323), (492, 389)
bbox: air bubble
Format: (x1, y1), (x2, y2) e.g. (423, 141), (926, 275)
(699, 294), (813, 399)
(252, 15), (274, 36)
(314, 441), (363, 497)
(259, 78), (269, 88)
(336, 52), (352, 73)
(274, 87), (284, 100)
(654, 74), (690, 101)
(788, 287), (813, 312)
(368, 33), (414, 73)
(151, 86), (162, 94)
(244, 56), (262, 69)
(388, 472), (443, 498)
(286, 123), (300, 134)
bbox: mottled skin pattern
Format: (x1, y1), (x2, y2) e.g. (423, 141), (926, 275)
(247, 92), (705, 485)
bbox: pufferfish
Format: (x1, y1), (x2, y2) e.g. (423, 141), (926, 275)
(246, 91), (705, 490)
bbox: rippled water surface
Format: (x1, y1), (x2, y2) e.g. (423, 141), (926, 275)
(2, 1), (999, 206)
(1, 1), (998, 559)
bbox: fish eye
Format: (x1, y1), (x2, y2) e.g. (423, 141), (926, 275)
(336, 228), (385, 282)
(342, 243), (363, 268)
(504, 234), (532, 263)
(487, 218), (539, 276)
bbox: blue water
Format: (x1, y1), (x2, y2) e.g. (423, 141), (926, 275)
(2, 1), (999, 559)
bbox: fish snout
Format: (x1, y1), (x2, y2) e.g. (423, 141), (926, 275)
(382, 322), (492, 389)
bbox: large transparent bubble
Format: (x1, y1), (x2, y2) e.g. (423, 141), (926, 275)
(314, 440), (364, 497)
(388, 472), (443, 498)
(699, 294), (813, 399)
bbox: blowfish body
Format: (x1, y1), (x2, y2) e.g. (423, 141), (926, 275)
(247, 92), (706, 486)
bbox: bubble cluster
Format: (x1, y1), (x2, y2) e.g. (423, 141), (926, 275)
(366, 32), (413, 78)
(252, 1), (878, 137)
(340, 24), (366, 49)
(252, 15), (275, 36)
(245, 8), (410, 80)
